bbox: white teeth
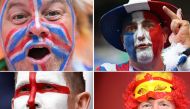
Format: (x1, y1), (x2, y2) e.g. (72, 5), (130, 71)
(37, 46), (43, 48)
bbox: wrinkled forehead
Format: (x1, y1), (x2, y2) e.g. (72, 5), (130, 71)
(1, 0), (70, 11)
(16, 72), (67, 89)
(130, 11), (160, 23)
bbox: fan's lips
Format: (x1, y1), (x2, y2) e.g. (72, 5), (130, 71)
(27, 45), (51, 63)
(135, 43), (152, 49)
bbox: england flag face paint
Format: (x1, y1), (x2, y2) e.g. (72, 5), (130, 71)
(0, 0), (75, 71)
(13, 72), (70, 109)
(123, 11), (165, 63)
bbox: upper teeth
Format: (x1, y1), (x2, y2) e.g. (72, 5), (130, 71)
(37, 46), (43, 48)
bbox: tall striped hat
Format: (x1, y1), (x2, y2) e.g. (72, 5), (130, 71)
(100, 0), (178, 51)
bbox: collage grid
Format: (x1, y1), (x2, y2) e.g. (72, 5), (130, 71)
(1, 0), (190, 109)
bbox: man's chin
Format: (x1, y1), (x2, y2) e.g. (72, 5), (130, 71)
(10, 55), (64, 70)
(136, 50), (154, 64)
(137, 57), (153, 64)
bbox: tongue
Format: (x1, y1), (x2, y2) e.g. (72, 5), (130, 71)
(28, 47), (50, 60)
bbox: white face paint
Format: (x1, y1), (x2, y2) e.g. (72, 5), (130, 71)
(13, 72), (69, 109)
(131, 11), (154, 63)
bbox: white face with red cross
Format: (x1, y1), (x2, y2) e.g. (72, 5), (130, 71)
(123, 11), (165, 63)
(13, 72), (70, 109)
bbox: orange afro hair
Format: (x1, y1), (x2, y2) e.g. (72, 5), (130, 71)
(123, 72), (189, 109)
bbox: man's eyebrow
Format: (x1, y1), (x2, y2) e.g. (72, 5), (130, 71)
(7, 2), (26, 11)
(16, 80), (29, 89)
(46, 0), (66, 6)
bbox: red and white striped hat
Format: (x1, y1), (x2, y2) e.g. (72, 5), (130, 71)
(100, 0), (178, 51)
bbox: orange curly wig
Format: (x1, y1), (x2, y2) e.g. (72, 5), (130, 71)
(123, 72), (189, 109)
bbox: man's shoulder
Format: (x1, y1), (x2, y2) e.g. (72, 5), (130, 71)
(96, 62), (129, 71)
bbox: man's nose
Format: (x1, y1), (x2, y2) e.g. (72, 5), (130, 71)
(27, 93), (42, 109)
(137, 35), (145, 41)
(29, 23), (49, 37)
(136, 27), (145, 41)
(27, 102), (41, 109)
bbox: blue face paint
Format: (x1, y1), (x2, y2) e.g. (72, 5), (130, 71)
(10, 51), (26, 65)
(51, 46), (68, 59)
(33, 64), (39, 71)
(36, 0), (42, 10)
(0, 0), (9, 34)
(8, 28), (27, 51)
(123, 32), (137, 61)
(43, 23), (69, 44)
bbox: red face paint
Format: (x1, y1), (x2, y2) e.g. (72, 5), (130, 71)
(143, 11), (165, 58)
(28, 72), (37, 109)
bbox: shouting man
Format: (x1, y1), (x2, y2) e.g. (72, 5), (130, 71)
(0, 0), (93, 71)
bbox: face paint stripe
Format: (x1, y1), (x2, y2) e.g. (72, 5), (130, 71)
(33, 64), (39, 71)
(51, 47), (68, 59)
(27, 72), (37, 109)
(14, 83), (70, 98)
(0, 0), (9, 34)
(46, 25), (69, 44)
(59, 56), (69, 70)
(10, 52), (26, 65)
(46, 36), (71, 52)
(33, 0), (41, 28)
(8, 28), (28, 52)
(36, 0), (42, 10)
(51, 22), (72, 43)
(66, 0), (75, 46)
(124, 32), (137, 61)
(5, 29), (18, 48)
(7, 37), (31, 57)
(40, 64), (46, 71)
(9, 40), (37, 64)
(32, 35), (39, 42)
(5, 21), (34, 50)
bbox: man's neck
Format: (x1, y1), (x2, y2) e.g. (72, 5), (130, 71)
(129, 56), (164, 71)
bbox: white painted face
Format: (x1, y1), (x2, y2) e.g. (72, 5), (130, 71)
(138, 98), (175, 109)
(131, 11), (154, 63)
(13, 72), (69, 109)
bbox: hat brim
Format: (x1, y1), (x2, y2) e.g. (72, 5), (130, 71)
(100, 1), (178, 51)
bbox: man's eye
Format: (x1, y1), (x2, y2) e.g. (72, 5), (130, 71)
(143, 22), (155, 30)
(11, 13), (28, 25)
(45, 10), (62, 21)
(18, 86), (30, 93)
(42, 84), (55, 90)
(126, 25), (137, 32)
(160, 103), (169, 107)
(142, 103), (152, 109)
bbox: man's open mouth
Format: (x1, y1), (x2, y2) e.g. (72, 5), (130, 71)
(135, 43), (152, 49)
(27, 46), (50, 60)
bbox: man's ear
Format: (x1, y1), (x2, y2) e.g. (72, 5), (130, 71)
(11, 98), (14, 109)
(75, 92), (90, 109)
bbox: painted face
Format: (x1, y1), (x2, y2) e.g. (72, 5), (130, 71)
(0, 0), (75, 70)
(13, 72), (70, 109)
(138, 98), (175, 109)
(123, 11), (165, 64)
